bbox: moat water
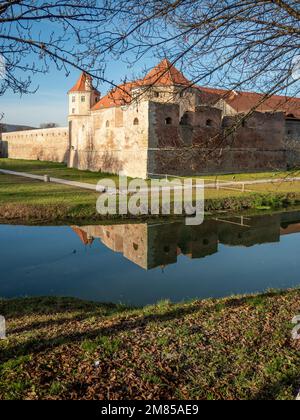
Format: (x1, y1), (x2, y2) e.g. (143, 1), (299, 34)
(1, 210), (300, 306)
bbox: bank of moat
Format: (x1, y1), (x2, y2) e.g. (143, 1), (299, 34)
(1, 59), (300, 178)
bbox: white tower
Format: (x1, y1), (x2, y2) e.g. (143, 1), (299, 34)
(68, 72), (100, 117)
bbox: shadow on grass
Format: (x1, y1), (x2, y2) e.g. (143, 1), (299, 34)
(0, 289), (297, 365)
(253, 373), (300, 400)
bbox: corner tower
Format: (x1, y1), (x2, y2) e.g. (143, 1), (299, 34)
(67, 73), (100, 169)
(68, 72), (100, 117)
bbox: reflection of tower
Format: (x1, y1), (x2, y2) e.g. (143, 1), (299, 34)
(71, 226), (94, 246)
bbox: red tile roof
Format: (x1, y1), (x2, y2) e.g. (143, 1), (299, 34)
(142, 58), (191, 87)
(199, 87), (300, 119)
(91, 59), (300, 117)
(69, 72), (100, 95)
(92, 59), (191, 111)
(93, 81), (140, 110)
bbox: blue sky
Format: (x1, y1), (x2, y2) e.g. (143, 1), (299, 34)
(0, 58), (155, 127)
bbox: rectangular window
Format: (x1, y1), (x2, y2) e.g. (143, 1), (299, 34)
(81, 96), (86, 103)
(72, 96), (76, 103)
(72, 108), (75, 114)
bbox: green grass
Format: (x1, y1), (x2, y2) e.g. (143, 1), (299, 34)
(1, 158), (300, 185)
(0, 158), (125, 185)
(0, 172), (99, 221)
(2, 159), (300, 222)
(0, 290), (299, 400)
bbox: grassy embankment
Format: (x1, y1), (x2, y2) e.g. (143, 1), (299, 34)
(0, 290), (299, 400)
(1, 159), (300, 222)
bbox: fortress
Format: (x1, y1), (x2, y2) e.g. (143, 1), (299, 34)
(1, 59), (300, 178)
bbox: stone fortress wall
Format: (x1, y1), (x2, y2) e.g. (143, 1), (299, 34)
(68, 100), (150, 179)
(148, 102), (286, 176)
(0, 127), (69, 163)
(0, 102), (289, 179)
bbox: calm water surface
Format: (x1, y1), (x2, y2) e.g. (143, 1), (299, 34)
(1, 211), (300, 306)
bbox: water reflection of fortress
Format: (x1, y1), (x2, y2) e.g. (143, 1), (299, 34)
(72, 212), (300, 270)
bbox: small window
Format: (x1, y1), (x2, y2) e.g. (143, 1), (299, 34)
(154, 92), (160, 98)
(133, 118), (139, 126)
(95, 97), (99, 103)
(81, 96), (86, 103)
(106, 120), (110, 128)
(165, 117), (172, 125)
(72, 108), (75, 114)
(72, 96), (76, 103)
(133, 243), (139, 251)
(206, 119), (213, 127)
(164, 246), (170, 254)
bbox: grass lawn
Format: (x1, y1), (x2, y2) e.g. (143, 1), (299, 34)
(0, 173), (99, 222)
(1, 158), (300, 185)
(2, 159), (300, 222)
(0, 158), (123, 186)
(0, 290), (299, 400)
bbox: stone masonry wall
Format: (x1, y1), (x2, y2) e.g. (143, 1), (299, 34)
(0, 127), (69, 163)
(148, 102), (287, 176)
(68, 101), (149, 178)
(0, 99), (292, 178)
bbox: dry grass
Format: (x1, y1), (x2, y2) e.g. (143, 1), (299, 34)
(0, 290), (299, 400)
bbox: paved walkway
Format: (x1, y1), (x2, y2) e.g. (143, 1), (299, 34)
(0, 169), (106, 192)
(1, 168), (300, 194)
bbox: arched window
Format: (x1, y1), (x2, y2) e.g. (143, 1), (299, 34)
(133, 118), (139, 126)
(105, 120), (110, 128)
(165, 117), (172, 125)
(206, 119), (213, 127)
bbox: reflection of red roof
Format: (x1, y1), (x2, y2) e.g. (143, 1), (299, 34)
(199, 87), (300, 119)
(71, 226), (94, 246)
(280, 223), (300, 236)
(69, 72), (100, 95)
